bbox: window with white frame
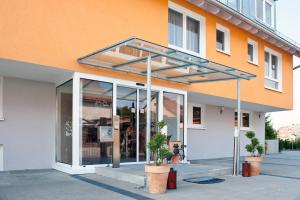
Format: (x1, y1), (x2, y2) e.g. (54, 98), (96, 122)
(188, 103), (206, 129)
(256, 0), (274, 27)
(0, 76), (3, 120)
(247, 39), (258, 65)
(216, 24), (230, 54)
(234, 111), (250, 128)
(264, 47), (282, 91)
(168, 2), (206, 58)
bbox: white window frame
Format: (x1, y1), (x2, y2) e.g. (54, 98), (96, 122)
(264, 47), (282, 92)
(248, 38), (258, 65)
(234, 110), (251, 130)
(168, 1), (206, 58)
(216, 24), (231, 55)
(255, 0), (275, 28)
(0, 76), (3, 121)
(188, 103), (206, 129)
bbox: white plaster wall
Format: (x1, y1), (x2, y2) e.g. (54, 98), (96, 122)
(0, 77), (56, 170)
(187, 103), (265, 160)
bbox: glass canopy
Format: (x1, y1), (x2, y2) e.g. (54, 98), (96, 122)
(78, 37), (256, 84)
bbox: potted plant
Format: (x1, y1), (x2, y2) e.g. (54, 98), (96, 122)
(244, 131), (264, 176)
(145, 120), (171, 194)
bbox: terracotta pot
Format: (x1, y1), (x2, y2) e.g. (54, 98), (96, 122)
(245, 156), (263, 176)
(145, 164), (170, 194)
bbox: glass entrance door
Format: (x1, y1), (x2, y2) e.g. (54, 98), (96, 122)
(117, 86), (158, 163)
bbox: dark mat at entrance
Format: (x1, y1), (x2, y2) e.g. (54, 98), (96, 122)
(183, 176), (225, 184)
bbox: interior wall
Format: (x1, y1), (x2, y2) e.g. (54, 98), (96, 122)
(187, 103), (265, 160)
(0, 77), (56, 170)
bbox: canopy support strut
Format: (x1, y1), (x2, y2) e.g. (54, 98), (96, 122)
(233, 78), (241, 176)
(146, 55), (152, 164)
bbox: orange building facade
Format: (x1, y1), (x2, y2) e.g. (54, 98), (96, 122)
(0, 0), (298, 172)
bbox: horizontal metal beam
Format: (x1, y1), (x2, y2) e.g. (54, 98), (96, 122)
(189, 77), (238, 84)
(142, 63), (191, 73)
(167, 71), (217, 79)
(78, 60), (190, 85)
(127, 44), (250, 80)
(112, 54), (160, 68)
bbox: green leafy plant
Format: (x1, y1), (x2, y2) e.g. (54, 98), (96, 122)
(245, 131), (264, 157)
(148, 120), (170, 166)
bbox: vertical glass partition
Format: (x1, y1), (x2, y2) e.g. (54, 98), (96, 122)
(56, 80), (73, 164)
(80, 79), (113, 165)
(163, 92), (184, 144)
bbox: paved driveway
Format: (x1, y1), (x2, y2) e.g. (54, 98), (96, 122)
(1, 151), (300, 200)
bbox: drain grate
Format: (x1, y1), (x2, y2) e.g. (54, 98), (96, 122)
(183, 176), (225, 184)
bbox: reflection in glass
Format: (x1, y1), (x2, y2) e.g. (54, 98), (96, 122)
(56, 80), (73, 164)
(117, 86), (137, 162)
(163, 92), (184, 143)
(80, 79), (113, 165)
(139, 90), (158, 161)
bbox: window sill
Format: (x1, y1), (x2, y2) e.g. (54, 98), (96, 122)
(188, 125), (207, 130)
(235, 127), (251, 131)
(248, 60), (258, 67)
(216, 49), (231, 56)
(264, 86), (283, 93)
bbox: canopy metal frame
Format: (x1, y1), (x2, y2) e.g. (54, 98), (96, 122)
(78, 37), (256, 176)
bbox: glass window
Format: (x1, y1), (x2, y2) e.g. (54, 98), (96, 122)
(216, 30), (225, 51)
(80, 79), (113, 165)
(265, 2), (272, 26)
(56, 80), (73, 165)
(227, 0), (239, 10)
(163, 92), (184, 143)
(186, 16), (200, 53)
(264, 51), (270, 77)
(192, 106), (201, 125)
(271, 54), (278, 79)
(256, 0), (264, 20)
(168, 9), (183, 48)
(242, 0), (256, 18)
(234, 112), (250, 128)
(248, 43), (254, 62)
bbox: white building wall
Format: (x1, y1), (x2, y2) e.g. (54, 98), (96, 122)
(187, 103), (265, 160)
(0, 77), (56, 170)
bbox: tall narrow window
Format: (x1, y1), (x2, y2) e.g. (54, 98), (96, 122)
(186, 16), (200, 53)
(265, 2), (272, 26)
(248, 43), (254, 62)
(80, 79), (113, 165)
(56, 80), (73, 165)
(248, 39), (258, 64)
(163, 92), (184, 143)
(242, 0), (255, 18)
(168, 9), (183, 48)
(264, 49), (281, 90)
(256, 0), (264, 21)
(216, 30), (225, 51)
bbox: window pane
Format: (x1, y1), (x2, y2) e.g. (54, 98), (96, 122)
(242, 0), (255, 18)
(264, 52), (270, 77)
(168, 9), (183, 48)
(271, 55), (278, 79)
(256, 0), (264, 20)
(242, 113), (250, 128)
(56, 80), (73, 165)
(227, 0), (239, 10)
(265, 2), (272, 26)
(192, 107), (201, 125)
(248, 43), (254, 62)
(216, 30), (225, 51)
(80, 79), (113, 165)
(265, 78), (279, 89)
(186, 17), (200, 53)
(163, 92), (184, 143)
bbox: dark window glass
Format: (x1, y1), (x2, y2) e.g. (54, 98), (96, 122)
(193, 107), (201, 125)
(248, 43), (254, 62)
(217, 30), (225, 51)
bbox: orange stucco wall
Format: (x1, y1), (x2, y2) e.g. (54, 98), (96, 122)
(0, 0), (293, 110)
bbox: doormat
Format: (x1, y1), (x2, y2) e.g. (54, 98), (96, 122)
(183, 176), (225, 184)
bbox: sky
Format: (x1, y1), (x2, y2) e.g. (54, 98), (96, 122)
(270, 0), (300, 129)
